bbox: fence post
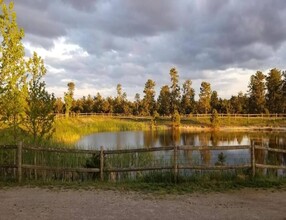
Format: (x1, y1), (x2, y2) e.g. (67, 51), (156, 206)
(100, 146), (104, 181)
(251, 141), (255, 178)
(174, 145), (178, 183)
(17, 142), (23, 183)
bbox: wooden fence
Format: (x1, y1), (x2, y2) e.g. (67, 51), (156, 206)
(0, 143), (286, 183)
(55, 113), (286, 119)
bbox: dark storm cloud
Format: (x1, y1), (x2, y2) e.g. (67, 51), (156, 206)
(8, 0), (286, 97)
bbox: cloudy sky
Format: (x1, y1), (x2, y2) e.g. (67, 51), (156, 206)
(9, 0), (286, 99)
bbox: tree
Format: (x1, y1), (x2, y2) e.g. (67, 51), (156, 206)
(114, 84), (124, 113)
(142, 79), (156, 116)
(157, 85), (171, 116)
(198, 81), (212, 114)
(25, 52), (55, 144)
(0, 1), (27, 141)
(169, 67), (181, 114)
(248, 71), (266, 113)
(265, 68), (283, 113)
(133, 93), (141, 115)
(54, 98), (64, 114)
(283, 71), (286, 113)
(210, 109), (220, 128)
(181, 80), (195, 114)
(93, 93), (104, 113)
(229, 92), (248, 114)
(64, 82), (75, 117)
(171, 110), (180, 128)
(210, 91), (219, 112)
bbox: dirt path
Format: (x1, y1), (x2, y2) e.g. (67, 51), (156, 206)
(0, 188), (285, 220)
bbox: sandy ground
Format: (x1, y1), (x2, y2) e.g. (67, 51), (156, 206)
(0, 188), (285, 220)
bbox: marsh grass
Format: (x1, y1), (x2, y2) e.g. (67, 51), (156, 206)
(180, 117), (286, 127)
(53, 117), (151, 144)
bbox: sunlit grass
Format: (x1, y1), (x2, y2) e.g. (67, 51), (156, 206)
(53, 116), (152, 144)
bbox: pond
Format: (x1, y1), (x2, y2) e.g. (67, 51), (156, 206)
(76, 130), (286, 168)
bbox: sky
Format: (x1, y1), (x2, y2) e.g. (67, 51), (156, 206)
(8, 0), (286, 100)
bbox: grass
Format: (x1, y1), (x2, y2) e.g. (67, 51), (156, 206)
(1, 172), (285, 194)
(53, 116), (151, 144)
(180, 116), (286, 127)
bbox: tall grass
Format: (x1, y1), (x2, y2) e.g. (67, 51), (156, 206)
(53, 117), (150, 144)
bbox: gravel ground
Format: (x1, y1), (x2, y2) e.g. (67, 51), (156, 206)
(0, 188), (285, 220)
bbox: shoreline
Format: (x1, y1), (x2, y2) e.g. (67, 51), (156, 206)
(178, 125), (286, 132)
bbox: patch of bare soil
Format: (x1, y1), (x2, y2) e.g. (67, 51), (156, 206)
(0, 188), (285, 220)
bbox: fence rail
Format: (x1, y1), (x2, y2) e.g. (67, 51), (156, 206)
(55, 113), (286, 119)
(0, 143), (286, 182)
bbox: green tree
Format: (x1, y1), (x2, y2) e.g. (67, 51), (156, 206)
(157, 85), (171, 116)
(133, 93), (141, 115)
(180, 80), (195, 114)
(142, 79), (156, 116)
(198, 81), (212, 114)
(171, 110), (181, 128)
(210, 91), (219, 112)
(265, 68), (283, 113)
(64, 82), (75, 117)
(229, 92), (248, 114)
(283, 71), (286, 113)
(25, 52), (55, 144)
(114, 84), (124, 113)
(210, 109), (220, 128)
(93, 93), (104, 113)
(0, 1), (27, 141)
(248, 71), (266, 113)
(169, 67), (181, 114)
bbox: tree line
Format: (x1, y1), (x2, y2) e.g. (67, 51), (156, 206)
(58, 68), (286, 117)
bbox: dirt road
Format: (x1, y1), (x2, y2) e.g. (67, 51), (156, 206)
(0, 188), (285, 220)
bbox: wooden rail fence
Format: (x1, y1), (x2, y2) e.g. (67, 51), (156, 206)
(55, 113), (286, 119)
(0, 143), (286, 183)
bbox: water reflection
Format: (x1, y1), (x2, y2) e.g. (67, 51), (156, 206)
(76, 130), (286, 168)
(76, 129), (263, 149)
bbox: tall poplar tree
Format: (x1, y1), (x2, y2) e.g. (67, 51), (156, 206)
(265, 68), (283, 113)
(169, 67), (180, 114)
(198, 81), (212, 114)
(0, 1), (27, 141)
(180, 80), (195, 114)
(25, 52), (55, 144)
(157, 85), (171, 116)
(142, 79), (156, 116)
(248, 71), (266, 113)
(64, 82), (75, 117)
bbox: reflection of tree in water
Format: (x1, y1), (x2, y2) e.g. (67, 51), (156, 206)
(143, 130), (159, 148)
(210, 132), (219, 147)
(236, 134), (244, 145)
(158, 130), (173, 146)
(181, 132), (195, 145)
(180, 133), (195, 164)
(268, 136), (283, 165)
(198, 133), (211, 165)
(171, 129), (180, 146)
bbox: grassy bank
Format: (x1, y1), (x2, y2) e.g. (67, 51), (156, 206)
(53, 117), (152, 144)
(49, 116), (286, 146)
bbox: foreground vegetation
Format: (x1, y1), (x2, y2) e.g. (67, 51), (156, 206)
(1, 173), (285, 194)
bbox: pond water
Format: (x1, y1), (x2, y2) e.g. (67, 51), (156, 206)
(76, 130), (286, 168)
